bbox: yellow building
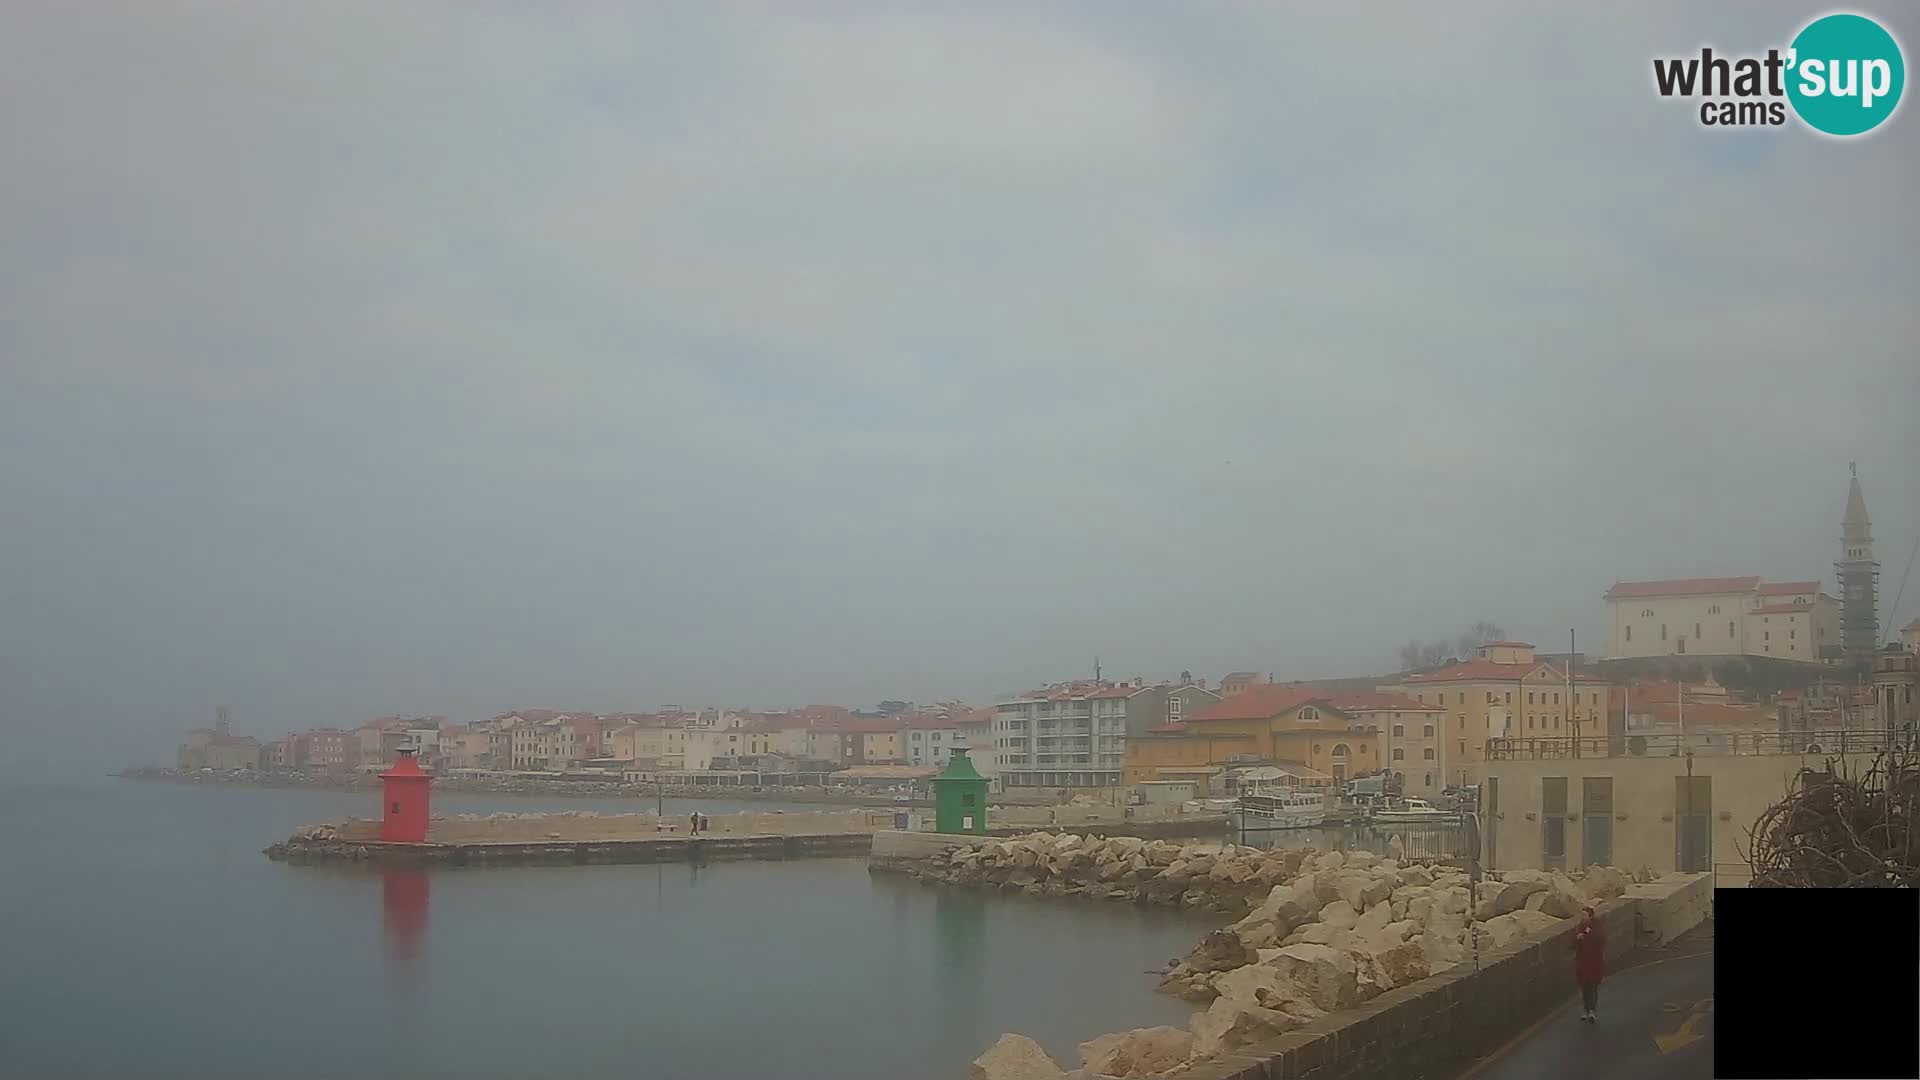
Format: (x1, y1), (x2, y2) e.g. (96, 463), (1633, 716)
(860, 729), (901, 764)
(1390, 641), (1611, 788)
(1123, 686), (1383, 787)
(604, 722), (690, 770)
(1326, 692), (1447, 800)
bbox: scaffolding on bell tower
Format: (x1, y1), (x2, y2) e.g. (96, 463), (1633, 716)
(1837, 463), (1880, 660)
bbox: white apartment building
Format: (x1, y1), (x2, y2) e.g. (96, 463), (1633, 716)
(1604, 576), (1838, 662)
(992, 684), (1131, 788)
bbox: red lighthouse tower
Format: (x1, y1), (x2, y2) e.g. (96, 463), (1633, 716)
(379, 748), (431, 843)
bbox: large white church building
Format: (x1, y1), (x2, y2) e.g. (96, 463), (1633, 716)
(1603, 575), (1837, 662)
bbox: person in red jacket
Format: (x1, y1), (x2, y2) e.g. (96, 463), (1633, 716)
(1573, 907), (1606, 1023)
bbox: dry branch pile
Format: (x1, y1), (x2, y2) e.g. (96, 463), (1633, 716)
(1747, 746), (1919, 887)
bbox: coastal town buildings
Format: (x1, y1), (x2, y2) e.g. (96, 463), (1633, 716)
(1871, 645), (1919, 734)
(991, 678), (1219, 790)
(1391, 641), (1612, 789)
(1217, 672), (1265, 697)
(993, 681), (1133, 789)
(1326, 692), (1447, 800)
(1122, 686), (1389, 792)
(177, 710), (263, 771)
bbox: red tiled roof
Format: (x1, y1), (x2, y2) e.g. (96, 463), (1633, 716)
(1187, 686), (1335, 722)
(1757, 581), (1821, 595)
(898, 713), (965, 730)
(1604, 576), (1761, 599)
(1328, 692), (1444, 713)
(820, 716), (905, 734)
(1403, 658), (1545, 683)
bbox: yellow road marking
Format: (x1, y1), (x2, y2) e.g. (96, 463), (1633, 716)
(1653, 997), (1713, 1054)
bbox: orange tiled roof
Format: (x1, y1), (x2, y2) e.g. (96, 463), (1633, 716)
(1187, 686), (1335, 722)
(1328, 691), (1444, 713)
(1403, 658), (1547, 684)
(1757, 581), (1821, 595)
(1604, 576), (1761, 599)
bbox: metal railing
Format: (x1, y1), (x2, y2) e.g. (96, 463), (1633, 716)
(1712, 862), (1753, 889)
(1485, 728), (1913, 761)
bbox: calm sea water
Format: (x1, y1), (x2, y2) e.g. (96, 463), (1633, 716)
(0, 779), (1209, 1080)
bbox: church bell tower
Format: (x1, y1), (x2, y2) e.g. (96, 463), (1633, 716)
(1837, 463), (1879, 660)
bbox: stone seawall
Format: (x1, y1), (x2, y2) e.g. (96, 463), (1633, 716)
(877, 831), (1711, 1079)
(1176, 887), (1700, 1080)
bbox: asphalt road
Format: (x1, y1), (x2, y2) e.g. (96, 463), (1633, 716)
(1458, 944), (1714, 1080)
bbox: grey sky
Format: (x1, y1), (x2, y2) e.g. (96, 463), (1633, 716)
(3, 2), (1916, 777)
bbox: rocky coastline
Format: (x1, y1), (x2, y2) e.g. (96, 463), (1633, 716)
(898, 832), (1637, 1079)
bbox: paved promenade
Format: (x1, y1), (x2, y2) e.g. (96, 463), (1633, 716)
(1457, 922), (1714, 1080)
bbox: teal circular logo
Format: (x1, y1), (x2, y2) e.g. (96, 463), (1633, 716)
(1787, 13), (1905, 136)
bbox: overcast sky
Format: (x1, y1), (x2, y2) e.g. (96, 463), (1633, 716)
(3, 2), (1916, 777)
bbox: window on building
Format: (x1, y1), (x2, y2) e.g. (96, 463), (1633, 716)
(1764, 631), (1770, 641)
(1642, 608), (1654, 617)
(1626, 625), (1631, 642)
(1728, 621), (1735, 638)
(1528, 692), (1536, 705)
(1393, 749), (1405, 760)
(1694, 623), (1702, 638)
(1392, 724), (1405, 736)
(1457, 693), (1465, 705)
(1424, 772), (1434, 787)
(1661, 624), (1668, 640)
(1299, 706), (1319, 720)
(1708, 605), (1720, 615)
(1423, 748), (1435, 759)
(1789, 629), (1795, 640)
(1423, 724), (1435, 737)
(1458, 740), (1466, 756)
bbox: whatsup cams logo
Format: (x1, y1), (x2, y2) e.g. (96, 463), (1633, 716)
(1653, 11), (1905, 136)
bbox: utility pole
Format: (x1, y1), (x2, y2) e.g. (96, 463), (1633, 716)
(1567, 628), (1577, 756)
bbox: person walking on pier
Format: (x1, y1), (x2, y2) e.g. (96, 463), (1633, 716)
(1573, 907), (1606, 1023)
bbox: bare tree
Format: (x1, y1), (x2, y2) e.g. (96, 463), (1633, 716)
(1397, 640), (1425, 672)
(1402, 623), (1504, 672)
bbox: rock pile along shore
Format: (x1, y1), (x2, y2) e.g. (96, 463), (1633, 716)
(926, 833), (1636, 1079)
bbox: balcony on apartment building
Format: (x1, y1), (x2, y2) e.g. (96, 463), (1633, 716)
(1486, 727), (1912, 761)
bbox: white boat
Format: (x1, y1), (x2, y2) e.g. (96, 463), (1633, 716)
(1368, 797), (1458, 826)
(1234, 790), (1328, 829)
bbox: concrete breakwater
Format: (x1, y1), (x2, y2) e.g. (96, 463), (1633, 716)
(265, 830), (874, 867)
(872, 831), (1710, 1079)
(265, 813), (1230, 868)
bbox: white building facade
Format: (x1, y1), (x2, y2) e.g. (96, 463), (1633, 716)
(1604, 577), (1838, 662)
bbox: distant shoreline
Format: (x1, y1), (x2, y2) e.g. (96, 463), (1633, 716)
(113, 767), (973, 807)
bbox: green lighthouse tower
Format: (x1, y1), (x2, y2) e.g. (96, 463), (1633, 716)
(931, 747), (990, 835)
